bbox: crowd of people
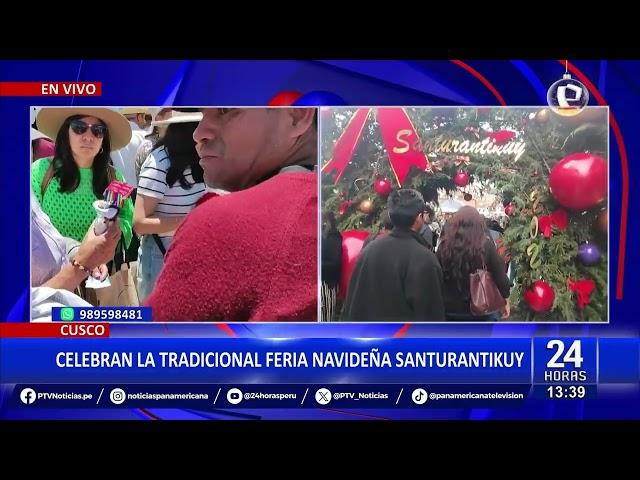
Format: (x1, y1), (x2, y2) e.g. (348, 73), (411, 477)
(322, 189), (512, 322)
(30, 107), (318, 322)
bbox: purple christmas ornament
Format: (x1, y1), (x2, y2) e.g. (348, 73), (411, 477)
(577, 242), (601, 266)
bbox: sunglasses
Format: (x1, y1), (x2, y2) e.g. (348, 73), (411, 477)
(70, 120), (107, 138)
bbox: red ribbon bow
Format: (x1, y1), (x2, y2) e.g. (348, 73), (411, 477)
(323, 108), (430, 186)
(454, 155), (471, 167)
(538, 208), (568, 238)
(567, 277), (596, 310)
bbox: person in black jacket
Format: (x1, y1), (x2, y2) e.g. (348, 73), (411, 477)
(321, 211), (343, 321)
(437, 206), (511, 321)
(342, 189), (445, 322)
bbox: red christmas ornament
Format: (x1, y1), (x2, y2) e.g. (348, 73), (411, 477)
(454, 171), (470, 187)
(504, 203), (515, 216)
(338, 200), (350, 216)
(524, 280), (555, 313)
(373, 177), (393, 197)
(489, 130), (516, 145)
(549, 153), (607, 210)
(268, 91), (303, 106)
(568, 278), (596, 311)
(338, 230), (370, 300)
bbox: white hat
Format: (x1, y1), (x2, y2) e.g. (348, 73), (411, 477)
(152, 110), (203, 126)
(120, 107), (150, 115)
(31, 127), (51, 141)
(36, 107), (132, 150)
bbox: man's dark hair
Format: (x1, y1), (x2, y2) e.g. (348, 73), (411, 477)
(381, 209), (393, 230)
(387, 189), (425, 229)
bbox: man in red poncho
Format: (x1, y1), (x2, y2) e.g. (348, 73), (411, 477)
(146, 108), (317, 322)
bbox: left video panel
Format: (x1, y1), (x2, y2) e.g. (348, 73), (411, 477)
(30, 107), (319, 322)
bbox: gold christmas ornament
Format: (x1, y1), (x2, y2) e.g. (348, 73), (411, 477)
(359, 199), (374, 214)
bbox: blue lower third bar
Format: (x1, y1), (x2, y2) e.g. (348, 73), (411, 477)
(9, 384), (532, 408)
(0, 338), (532, 383)
(51, 307), (152, 322)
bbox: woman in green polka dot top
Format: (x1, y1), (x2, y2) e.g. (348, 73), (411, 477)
(32, 108), (134, 249)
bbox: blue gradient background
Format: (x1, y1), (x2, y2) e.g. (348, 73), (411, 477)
(1, 60), (638, 420)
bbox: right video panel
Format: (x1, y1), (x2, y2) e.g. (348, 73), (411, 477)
(320, 107), (608, 323)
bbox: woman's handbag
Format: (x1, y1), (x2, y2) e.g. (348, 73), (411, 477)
(469, 264), (506, 316)
(93, 243), (140, 307)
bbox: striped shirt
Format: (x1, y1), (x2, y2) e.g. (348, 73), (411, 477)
(137, 146), (206, 239)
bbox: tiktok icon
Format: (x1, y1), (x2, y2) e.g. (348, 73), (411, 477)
(412, 388), (428, 405)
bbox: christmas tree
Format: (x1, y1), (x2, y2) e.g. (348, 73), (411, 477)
(321, 107), (608, 321)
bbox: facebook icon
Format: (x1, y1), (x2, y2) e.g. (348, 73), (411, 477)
(20, 388), (36, 405)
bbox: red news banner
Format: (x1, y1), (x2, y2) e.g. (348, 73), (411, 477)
(0, 82), (101, 96)
(0, 323), (110, 338)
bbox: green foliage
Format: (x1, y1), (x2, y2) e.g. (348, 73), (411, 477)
(322, 107), (609, 322)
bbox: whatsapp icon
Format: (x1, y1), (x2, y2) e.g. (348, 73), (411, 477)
(60, 308), (75, 321)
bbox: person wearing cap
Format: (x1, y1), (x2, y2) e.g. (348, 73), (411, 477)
(134, 110), (206, 302)
(31, 108), (56, 162)
(31, 128), (55, 162)
(32, 108), (134, 252)
(110, 107), (152, 186)
(134, 108), (172, 182)
(146, 107), (317, 321)
(342, 189), (445, 322)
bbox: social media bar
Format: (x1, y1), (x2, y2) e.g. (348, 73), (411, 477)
(9, 384), (540, 409)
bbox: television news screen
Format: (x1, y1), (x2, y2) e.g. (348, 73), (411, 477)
(0, 59), (638, 422)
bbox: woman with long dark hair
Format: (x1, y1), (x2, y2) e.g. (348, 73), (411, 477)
(134, 111), (206, 301)
(32, 108), (134, 248)
(437, 206), (511, 320)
